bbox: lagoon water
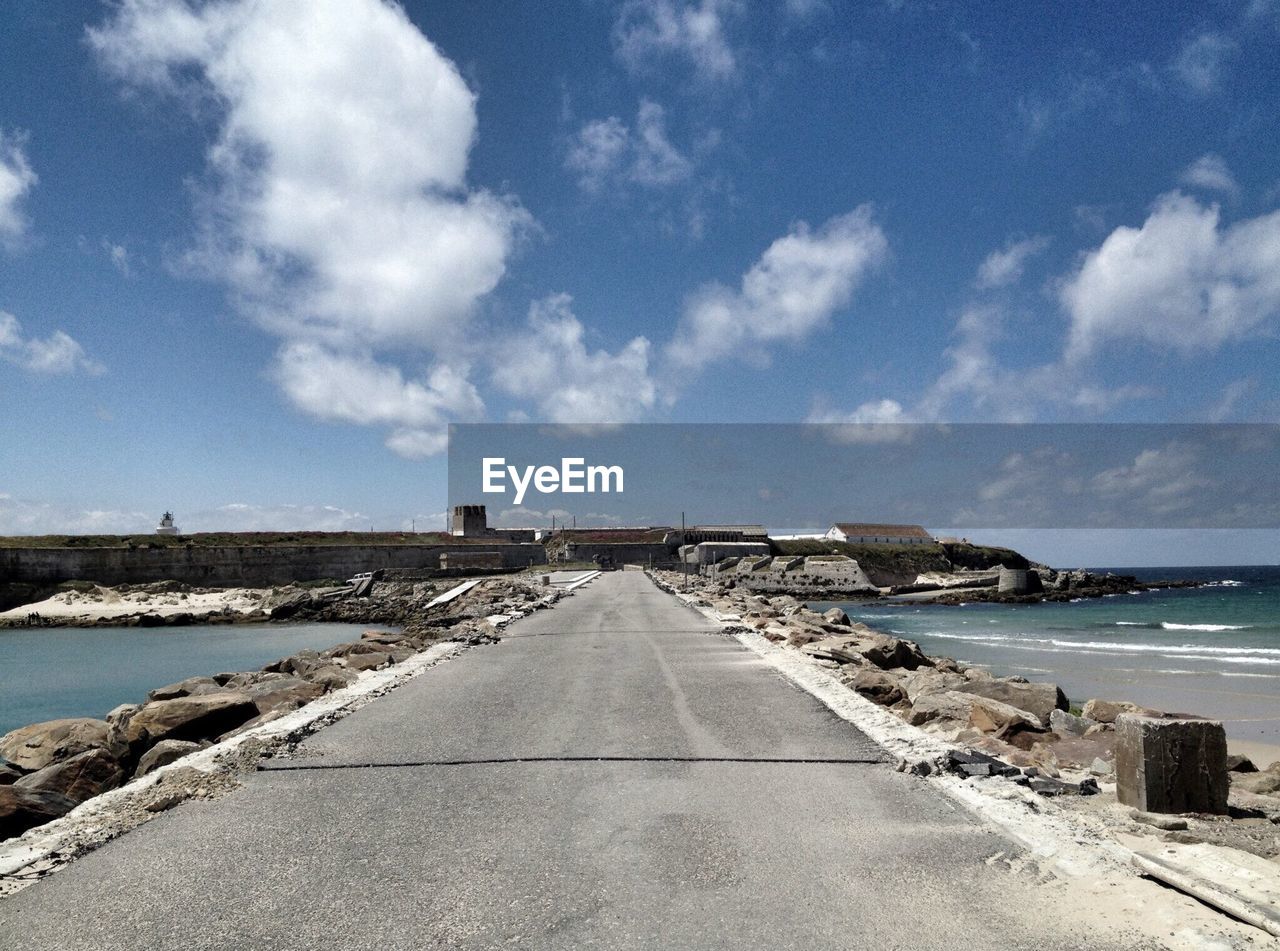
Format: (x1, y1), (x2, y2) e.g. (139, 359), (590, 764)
(0, 622), (394, 737)
(816, 566), (1280, 745)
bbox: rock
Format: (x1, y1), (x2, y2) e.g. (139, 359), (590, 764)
(324, 641), (386, 659)
(841, 669), (905, 706)
(240, 676), (325, 714)
(906, 690), (979, 727)
(1225, 754), (1257, 773)
(968, 695), (1042, 734)
(860, 635), (934, 672)
(0, 718), (120, 772)
(1230, 766), (1280, 797)
(1130, 810), (1188, 831)
(340, 651), (389, 672)
(13, 748), (125, 804)
(902, 669), (967, 704)
(124, 693), (260, 747)
(1090, 757), (1115, 778)
(954, 680), (1067, 724)
(993, 718), (1050, 751)
(147, 676), (222, 702)
(133, 739), (203, 778)
(303, 665), (359, 691)
(1115, 714), (1229, 815)
(1083, 698), (1147, 724)
(0, 764), (21, 785)
(822, 607), (851, 627)
(1049, 709), (1095, 737)
(0, 786), (78, 840)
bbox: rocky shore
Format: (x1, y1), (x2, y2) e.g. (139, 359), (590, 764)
(652, 570), (1280, 864)
(0, 576), (554, 845)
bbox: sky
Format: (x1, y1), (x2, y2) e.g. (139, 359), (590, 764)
(1, 0), (1278, 564)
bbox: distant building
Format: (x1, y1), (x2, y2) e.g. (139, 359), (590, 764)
(451, 504), (488, 537)
(666, 524), (769, 545)
(824, 522), (932, 545)
(155, 511), (180, 536)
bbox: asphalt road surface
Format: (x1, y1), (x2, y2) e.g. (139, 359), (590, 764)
(2, 572), (1138, 950)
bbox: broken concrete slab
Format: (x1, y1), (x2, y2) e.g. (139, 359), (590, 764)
(1115, 714), (1228, 815)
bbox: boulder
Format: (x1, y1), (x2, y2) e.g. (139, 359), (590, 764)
(841, 669), (905, 706)
(0, 718), (120, 772)
(0, 764), (21, 785)
(147, 676), (222, 702)
(901, 669), (968, 704)
(968, 695), (1042, 734)
(822, 607), (851, 627)
(0, 786), (78, 840)
(1049, 709), (1095, 737)
(1115, 714), (1229, 814)
(14, 748), (125, 804)
(860, 635), (934, 672)
(133, 739), (204, 778)
(302, 665), (359, 691)
(1231, 764), (1280, 797)
(123, 692), (259, 747)
(1225, 754), (1257, 773)
(955, 680), (1067, 724)
(240, 676), (325, 715)
(907, 690), (980, 727)
(1083, 698), (1147, 724)
(341, 651), (389, 672)
(324, 641), (386, 659)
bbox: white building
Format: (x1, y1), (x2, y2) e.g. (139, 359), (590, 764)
(824, 522), (932, 545)
(156, 511), (180, 536)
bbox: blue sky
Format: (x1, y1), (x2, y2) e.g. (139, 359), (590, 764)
(1, 0), (1279, 560)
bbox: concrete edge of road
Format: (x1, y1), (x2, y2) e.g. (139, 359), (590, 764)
(656, 580), (1142, 883)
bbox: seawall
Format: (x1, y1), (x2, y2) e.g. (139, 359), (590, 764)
(0, 543), (548, 588)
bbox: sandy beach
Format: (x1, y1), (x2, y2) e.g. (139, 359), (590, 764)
(0, 587), (268, 622)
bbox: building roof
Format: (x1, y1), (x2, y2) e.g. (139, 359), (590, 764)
(831, 523), (932, 539)
(691, 524), (768, 535)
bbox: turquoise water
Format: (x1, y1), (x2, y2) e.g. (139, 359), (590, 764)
(0, 622), (394, 737)
(814, 566), (1280, 744)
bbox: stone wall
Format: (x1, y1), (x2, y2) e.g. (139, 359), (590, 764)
(0, 543), (548, 587)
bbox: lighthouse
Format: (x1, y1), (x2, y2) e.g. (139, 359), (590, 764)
(156, 511), (180, 536)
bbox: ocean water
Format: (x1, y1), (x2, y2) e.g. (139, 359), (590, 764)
(814, 565), (1280, 745)
(0, 622), (394, 738)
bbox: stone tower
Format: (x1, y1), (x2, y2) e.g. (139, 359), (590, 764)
(450, 504), (487, 537)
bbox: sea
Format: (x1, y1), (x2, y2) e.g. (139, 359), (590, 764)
(0, 621), (395, 738)
(813, 565), (1280, 745)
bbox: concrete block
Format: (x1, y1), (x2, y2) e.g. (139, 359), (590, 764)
(1114, 714), (1228, 815)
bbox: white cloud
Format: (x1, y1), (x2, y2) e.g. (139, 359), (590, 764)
(188, 502), (375, 532)
(0, 495), (151, 535)
(1090, 443), (1210, 514)
(567, 99), (694, 192)
(103, 239), (132, 275)
(666, 206), (887, 373)
(0, 131), (37, 248)
(566, 117), (630, 192)
(495, 293), (656, 424)
(613, 0), (740, 83)
(974, 235), (1050, 290)
(272, 342), (483, 458)
(1180, 153), (1238, 196)
(1060, 191), (1280, 360)
(0, 311), (104, 375)
(91, 0), (533, 453)
(1171, 32), (1235, 96)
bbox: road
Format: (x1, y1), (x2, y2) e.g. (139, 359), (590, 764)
(1, 572), (1138, 949)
